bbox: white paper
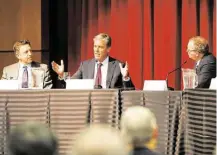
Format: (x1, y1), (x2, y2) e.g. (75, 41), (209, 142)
(209, 78), (217, 90)
(0, 80), (19, 90)
(143, 80), (168, 91)
(66, 79), (94, 89)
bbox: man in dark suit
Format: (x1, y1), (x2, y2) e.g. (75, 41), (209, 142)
(1, 40), (53, 89)
(52, 33), (134, 89)
(187, 36), (216, 88)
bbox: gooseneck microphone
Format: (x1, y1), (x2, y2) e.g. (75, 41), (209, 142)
(166, 60), (188, 87)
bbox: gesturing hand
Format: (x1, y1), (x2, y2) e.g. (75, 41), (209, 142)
(51, 60), (64, 77)
(119, 61), (129, 79)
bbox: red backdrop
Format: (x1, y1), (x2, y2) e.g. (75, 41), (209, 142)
(67, 0), (216, 90)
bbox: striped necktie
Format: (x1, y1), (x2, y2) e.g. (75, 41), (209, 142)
(22, 66), (28, 88)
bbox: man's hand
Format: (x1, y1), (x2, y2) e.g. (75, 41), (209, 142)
(119, 61), (129, 79)
(51, 60), (64, 77)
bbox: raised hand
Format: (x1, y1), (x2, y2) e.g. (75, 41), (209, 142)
(51, 60), (64, 76)
(119, 61), (129, 79)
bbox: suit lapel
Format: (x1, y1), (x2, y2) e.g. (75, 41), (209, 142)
(31, 61), (44, 77)
(31, 61), (40, 68)
(10, 63), (19, 80)
(88, 59), (96, 79)
(106, 57), (116, 88)
(31, 61), (36, 68)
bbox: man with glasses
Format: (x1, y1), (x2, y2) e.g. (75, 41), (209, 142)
(1, 40), (53, 89)
(187, 36), (216, 88)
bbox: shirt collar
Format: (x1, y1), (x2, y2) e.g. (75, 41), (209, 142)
(19, 62), (31, 68)
(96, 56), (109, 66)
(196, 60), (200, 66)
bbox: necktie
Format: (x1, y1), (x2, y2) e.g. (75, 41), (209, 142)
(22, 66), (28, 88)
(95, 63), (102, 86)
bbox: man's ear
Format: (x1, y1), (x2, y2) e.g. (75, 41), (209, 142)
(196, 51), (200, 57)
(145, 127), (158, 150)
(15, 52), (19, 59)
(152, 127), (158, 139)
(107, 47), (111, 53)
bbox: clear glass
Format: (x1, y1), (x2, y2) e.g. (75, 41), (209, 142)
(30, 68), (45, 89)
(182, 68), (198, 89)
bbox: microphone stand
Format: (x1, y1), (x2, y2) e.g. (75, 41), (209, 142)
(166, 60), (188, 90)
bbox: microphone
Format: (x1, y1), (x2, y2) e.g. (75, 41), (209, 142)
(166, 60), (188, 87)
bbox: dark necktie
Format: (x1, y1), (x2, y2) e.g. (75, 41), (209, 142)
(22, 66), (28, 88)
(95, 63), (102, 86)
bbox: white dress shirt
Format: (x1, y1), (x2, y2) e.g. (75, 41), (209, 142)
(93, 57), (130, 89)
(94, 57), (109, 89)
(196, 60), (200, 67)
(18, 63), (32, 88)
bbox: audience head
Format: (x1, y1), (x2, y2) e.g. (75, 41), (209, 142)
(120, 106), (157, 148)
(69, 124), (128, 155)
(7, 121), (58, 155)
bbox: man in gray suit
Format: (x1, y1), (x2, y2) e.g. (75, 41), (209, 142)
(187, 36), (216, 88)
(1, 40), (53, 89)
(52, 33), (134, 89)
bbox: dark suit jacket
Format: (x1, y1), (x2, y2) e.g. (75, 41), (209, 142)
(1, 61), (53, 89)
(196, 53), (216, 88)
(71, 57), (134, 89)
(132, 147), (162, 155)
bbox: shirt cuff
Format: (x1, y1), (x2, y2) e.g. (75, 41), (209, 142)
(58, 75), (65, 80)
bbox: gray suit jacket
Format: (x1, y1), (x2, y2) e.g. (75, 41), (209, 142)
(196, 53), (216, 88)
(1, 61), (53, 89)
(71, 57), (134, 89)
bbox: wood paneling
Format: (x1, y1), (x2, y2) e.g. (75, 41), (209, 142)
(0, 0), (41, 50)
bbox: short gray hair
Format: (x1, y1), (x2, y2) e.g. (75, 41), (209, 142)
(7, 121), (58, 155)
(121, 106), (157, 147)
(93, 33), (112, 47)
(189, 36), (209, 54)
(69, 124), (128, 155)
